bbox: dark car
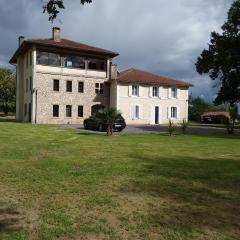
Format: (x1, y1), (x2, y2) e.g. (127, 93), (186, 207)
(83, 115), (126, 132)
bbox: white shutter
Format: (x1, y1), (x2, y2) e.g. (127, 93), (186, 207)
(128, 85), (132, 97)
(167, 106), (171, 119)
(149, 87), (153, 98)
(168, 88), (172, 99)
(158, 87), (163, 98)
(177, 106), (180, 120)
(177, 88), (180, 99)
(159, 106), (162, 124)
(138, 86), (142, 97)
(150, 105), (155, 124)
(139, 105), (142, 119)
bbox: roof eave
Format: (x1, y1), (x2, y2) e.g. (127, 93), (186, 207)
(9, 40), (119, 64)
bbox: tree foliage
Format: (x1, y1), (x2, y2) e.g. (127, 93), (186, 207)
(0, 68), (16, 115)
(43, 0), (92, 22)
(195, 0), (240, 106)
(94, 108), (121, 136)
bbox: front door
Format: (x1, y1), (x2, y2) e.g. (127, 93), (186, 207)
(28, 103), (32, 122)
(155, 106), (159, 124)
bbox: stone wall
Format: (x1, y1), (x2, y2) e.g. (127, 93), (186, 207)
(35, 72), (110, 124)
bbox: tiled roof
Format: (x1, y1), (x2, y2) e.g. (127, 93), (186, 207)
(201, 112), (230, 118)
(10, 38), (119, 64)
(117, 68), (193, 87)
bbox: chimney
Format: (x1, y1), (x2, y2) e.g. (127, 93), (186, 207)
(18, 36), (25, 46)
(52, 27), (61, 42)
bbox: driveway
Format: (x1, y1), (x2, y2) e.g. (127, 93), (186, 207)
(66, 124), (240, 135)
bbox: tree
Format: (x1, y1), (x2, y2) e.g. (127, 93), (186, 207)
(195, 0), (240, 131)
(43, 0), (92, 22)
(94, 108), (121, 136)
(0, 68), (16, 115)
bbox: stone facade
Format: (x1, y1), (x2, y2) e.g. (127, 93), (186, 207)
(35, 69), (109, 124)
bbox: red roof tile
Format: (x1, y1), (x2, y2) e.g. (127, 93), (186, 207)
(201, 112), (230, 118)
(117, 68), (193, 87)
(10, 38), (119, 64)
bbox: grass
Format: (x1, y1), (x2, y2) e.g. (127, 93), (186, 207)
(0, 121), (240, 240)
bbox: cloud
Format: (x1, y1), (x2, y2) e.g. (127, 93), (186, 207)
(0, 0), (232, 101)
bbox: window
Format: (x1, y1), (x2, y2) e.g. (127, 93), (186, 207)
(95, 83), (104, 94)
(66, 81), (72, 92)
(36, 51), (61, 66)
(132, 85), (139, 96)
(53, 79), (59, 91)
(66, 105), (72, 117)
(152, 86), (158, 97)
(53, 105), (59, 117)
(78, 82), (84, 93)
(26, 78), (28, 92)
(171, 88), (177, 98)
(24, 103), (27, 116)
(88, 59), (106, 71)
(64, 55), (85, 69)
(171, 107), (177, 119)
(78, 105), (83, 117)
(131, 105), (140, 119)
(29, 76), (32, 91)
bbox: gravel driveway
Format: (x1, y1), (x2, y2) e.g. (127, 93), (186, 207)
(66, 124), (240, 135)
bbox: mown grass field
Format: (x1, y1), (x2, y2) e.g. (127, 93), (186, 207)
(0, 121), (240, 240)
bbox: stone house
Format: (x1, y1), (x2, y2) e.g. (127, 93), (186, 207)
(10, 27), (192, 125)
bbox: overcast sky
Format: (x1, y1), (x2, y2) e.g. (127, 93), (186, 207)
(0, 0), (232, 100)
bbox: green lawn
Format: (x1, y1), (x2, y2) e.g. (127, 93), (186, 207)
(0, 122), (240, 240)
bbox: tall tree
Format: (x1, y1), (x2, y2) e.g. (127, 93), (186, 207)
(196, 0), (240, 132)
(0, 68), (16, 115)
(43, 0), (92, 22)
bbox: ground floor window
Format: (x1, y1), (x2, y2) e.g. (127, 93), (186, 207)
(66, 105), (72, 117)
(171, 107), (177, 119)
(131, 105), (140, 119)
(78, 105), (83, 117)
(53, 105), (59, 117)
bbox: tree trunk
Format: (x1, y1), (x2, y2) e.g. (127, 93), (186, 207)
(106, 124), (111, 136)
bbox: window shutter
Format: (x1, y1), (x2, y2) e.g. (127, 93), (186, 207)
(149, 87), (153, 98)
(177, 88), (180, 99)
(128, 85), (132, 97)
(177, 106), (180, 119)
(158, 87), (163, 98)
(168, 106), (171, 119)
(150, 105), (154, 124)
(131, 105), (136, 119)
(138, 86), (142, 97)
(168, 88), (172, 99)
(139, 105), (142, 119)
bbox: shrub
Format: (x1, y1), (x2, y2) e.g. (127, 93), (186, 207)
(168, 120), (175, 136)
(180, 119), (188, 134)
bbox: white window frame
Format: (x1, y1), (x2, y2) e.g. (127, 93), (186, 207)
(152, 86), (158, 97)
(130, 104), (141, 120)
(132, 85), (139, 96)
(171, 87), (177, 99)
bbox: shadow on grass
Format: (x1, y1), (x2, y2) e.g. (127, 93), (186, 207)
(0, 207), (22, 232)
(119, 155), (240, 236)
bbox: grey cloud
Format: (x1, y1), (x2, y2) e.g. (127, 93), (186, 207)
(0, 0), (233, 101)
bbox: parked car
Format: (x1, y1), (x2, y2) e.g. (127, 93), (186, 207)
(83, 115), (126, 132)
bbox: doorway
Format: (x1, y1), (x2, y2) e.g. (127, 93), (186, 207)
(155, 106), (159, 124)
